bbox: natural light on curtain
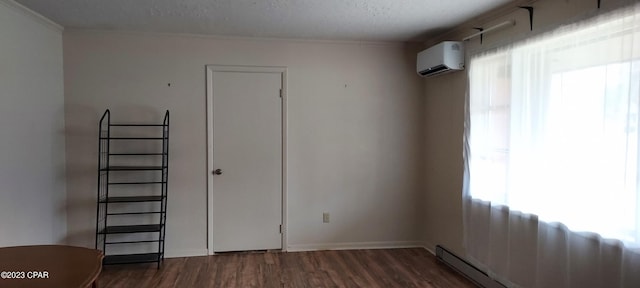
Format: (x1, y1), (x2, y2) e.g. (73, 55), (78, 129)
(469, 5), (640, 248)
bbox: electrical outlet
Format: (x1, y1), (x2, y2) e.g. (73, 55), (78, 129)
(323, 212), (330, 223)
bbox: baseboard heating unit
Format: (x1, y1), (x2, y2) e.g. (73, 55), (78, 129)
(435, 245), (505, 288)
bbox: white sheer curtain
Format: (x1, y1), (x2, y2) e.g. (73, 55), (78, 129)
(465, 3), (640, 288)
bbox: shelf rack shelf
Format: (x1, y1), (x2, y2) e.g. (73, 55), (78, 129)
(95, 109), (169, 269)
(100, 196), (165, 203)
(102, 253), (161, 265)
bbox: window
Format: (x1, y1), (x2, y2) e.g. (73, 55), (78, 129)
(468, 8), (640, 247)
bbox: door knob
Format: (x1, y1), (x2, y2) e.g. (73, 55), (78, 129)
(213, 169), (223, 175)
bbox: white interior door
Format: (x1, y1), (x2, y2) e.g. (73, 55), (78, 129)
(210, 69), (283, 252)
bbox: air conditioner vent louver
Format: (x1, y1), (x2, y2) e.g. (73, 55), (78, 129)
(419, 64), (449, 76)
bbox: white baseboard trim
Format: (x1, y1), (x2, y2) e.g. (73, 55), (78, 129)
(162, 243), (431, 257)
(164, 248), (208, 258)
(422, 241), (436, 255)
(287, 241), (426, 252)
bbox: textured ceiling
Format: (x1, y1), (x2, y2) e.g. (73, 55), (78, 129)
(15, 0), (514, 42)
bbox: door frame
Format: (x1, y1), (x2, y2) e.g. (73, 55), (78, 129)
(205, 65), (288, 255)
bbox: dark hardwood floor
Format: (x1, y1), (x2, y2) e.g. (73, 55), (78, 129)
(98, 248), (477, 288)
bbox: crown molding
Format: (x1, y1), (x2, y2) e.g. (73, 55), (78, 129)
(0, 0), (63, 32)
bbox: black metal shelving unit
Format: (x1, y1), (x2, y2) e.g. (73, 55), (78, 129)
(95, 109), (169, 268)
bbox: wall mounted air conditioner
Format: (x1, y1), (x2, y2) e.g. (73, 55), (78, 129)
(417, 41), (464, 77)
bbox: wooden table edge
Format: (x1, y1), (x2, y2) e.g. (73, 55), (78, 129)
(81, 251), (104, 288)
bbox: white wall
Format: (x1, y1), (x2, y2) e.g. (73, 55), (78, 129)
(0, 0), (66, 246)
(63, 31), (424, 256)
(421, 0), (637, 256)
